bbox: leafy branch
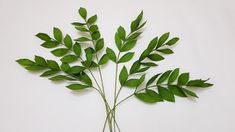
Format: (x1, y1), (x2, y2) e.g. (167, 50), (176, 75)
(16, 7), (213, 132)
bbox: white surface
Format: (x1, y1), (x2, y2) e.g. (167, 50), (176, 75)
(0, 0), (235, 132)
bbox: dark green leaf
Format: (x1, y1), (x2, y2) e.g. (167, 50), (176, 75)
(157, 70), (172, 84)
(40, 70), (59, 77)
(117, 26), (126, 40)
(187, 79), (213, 88)
(131, 11), (143, 32)
(80, 73), (92, 86)
(121, 40), (137, 52)
(99, 54), (109, 65)
(95, 38), (104, 52)
(89, 25), (98, 32)
(168, 85), (186, 97)
(41, 41), (59, 48)
(157, 49), (174, 54)
(165, 37), (179, 46)
(130, 61), (140, 74)
(118, 52), (134, 63)
(87, 15), (97, 24)
(78, 7), (87, 19)
(60, 63), (70, 72)
(49, 75), (75, 81)
(127, 32), (142, 41)
(168, 68), (179, 84)
(91, 31), (100, 40)
(16, 59), (35, 66)
(66, 83), (90, 90)
(148, 54), (164, 61)
(71, 22), (85, 26)
(158, 86), (175, 102)
(139, 49), (151, 61)
(137, 74), (145, 87)
(51, 48), (69, 57)
(124, 79), (139, 88)
(119, 66), (128, 85)
(106, 48), (116, 62)
(25, 65), (45, 71)
(74, 37), (91, 42)
(135, 89), (162, 103)
(147, 37), (158, 50)
(141, 62), (158, 67)
(53, 27), (62, 42)
(178, 73), (189, 85)
(34, 55), (47, 66)
(64, 34), (73, 49)
(68, 66), (86, 74)
(73, 42), (81, 56)
(182, 88), (198, 98)
(60, 54), (78, 63)
(36, 33), (51, 41)
(75, 26), (89, 32)
(158, 32), (170, 47)
(47, 60), (60, 70)
(85, 48), (93, 66)
(146, 73), (161, 87)
(115, 33), (122, 50)
(136, 66), (150, 73)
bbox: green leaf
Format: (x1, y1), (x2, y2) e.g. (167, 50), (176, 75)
(131, 11), (143, 32)
(168, 85), (186, 97)
(182, 88), (198, 98)
(124, 79), (139, 88)
(16, 59), (35, 66)
(119, 66), (128, 85)
(165, 37), (179, 46)
(74, 37), (91, 42)
(91, 31), (100, 40)
(87, 15), (97, 24)
(99, 54), (109, 65)
(148, 54), (164, 61)
(78, 7), (87, 19)
(147, 37), (158, 50)
(158, 86), (175, 102)
(117, 26), (126, 40)
(36, 33), (51, 41)
(73, 42), (82, 56)
(136, 66), (150, 73)
(66, 83), (90, 90)
(106, 48), (116, 62)
(64, 34), (73, 49)
(47, 60), (60, 70)
(186, 79), (213, 88)
(75, 26), (89, 32)
(157, 70), (172, 84)
(135, 89), (162, 103)
(158, 32), (170, 47)
(53, 27), (63, 42)
(127, 32), (142, 40)
(34, 55), (47, 66)
(51, 48), (69, 57)
(95, 38), (104, 52)
(146, 73), (161, 87)
(118, 52), (134, 63)
(60, 54), (78, 63)
(40, 70), (59, 77)
(85, 48), (93, 66)
(71, 22), (85, 26)
(130, 61), (140, 74)
(137, 74), (146, 87)
(141, 62), (158, 67)
(178, 73), (189, 85)
(89, 25), (98, 32)
(60, 63), (70, 72)
(157, 49), (174, 54)
(25, 65), (45, 71)
(139, 49), (151, 61)
(49, 75), (75, 81)
(121, 40), (137, 52)
(168, 68), (179, 84)
(68, 66), (86, 74)
(80, 73), (92, 86)
(115, 33), (122, 50)
(41, 41), (59, 48)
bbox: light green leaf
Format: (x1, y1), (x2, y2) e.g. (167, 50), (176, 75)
(74, 37), (91, 42)
(89, 25), (98, 32)
(68, 66), (86, 74)
(16, 59), (35, 66)
(75, 26), (89, 32)
(118, 52), (134, 63)
(124, 79), (139, 88)
(25, 65), (45, 71)
(60, 63), (70, 72)
(87, 15), (97, 24)
(106, 48), (116, 62)
(139, 49), (151, 61)
(64, 34), (73, 49)
(41, 41), (59, 48)
(91, 31), (100, 40)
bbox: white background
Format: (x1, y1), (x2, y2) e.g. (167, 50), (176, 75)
(0, 0), (234, 132)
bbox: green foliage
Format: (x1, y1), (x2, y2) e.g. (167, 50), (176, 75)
(16, 7), (213, 131)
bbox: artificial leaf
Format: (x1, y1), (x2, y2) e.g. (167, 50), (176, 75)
(130, 61), (140, 74)
(139, 49), (151, 61)
(49, 75), (75, 81)
(75, 26), (89, 32)
(89, 25), (98, 32)
(137, 74), (146, 87)
(186, 79), (213, 88)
